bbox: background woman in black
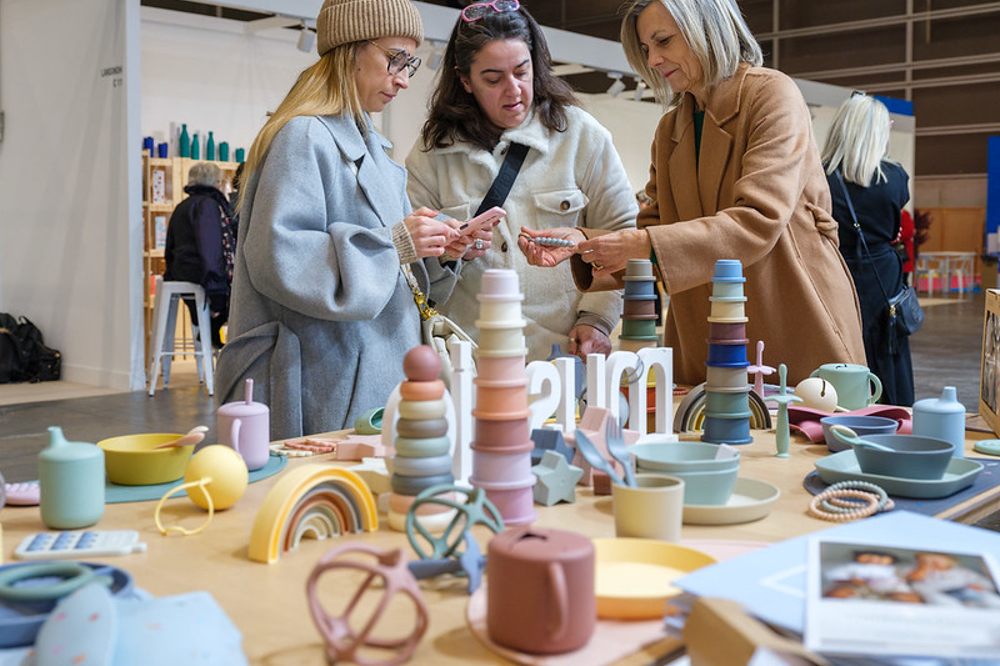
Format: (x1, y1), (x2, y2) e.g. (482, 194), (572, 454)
(822, 94), (914, 405)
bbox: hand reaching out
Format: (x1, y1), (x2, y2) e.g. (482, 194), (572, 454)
(404, 207), (460, 259)
(517, 226), (585, 267)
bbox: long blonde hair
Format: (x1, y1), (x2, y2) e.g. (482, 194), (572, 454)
(239, 43), (364, 211)
(821, 94), (892, 187)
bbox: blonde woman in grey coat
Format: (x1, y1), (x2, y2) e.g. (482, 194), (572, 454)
(216, 0), (458, 439)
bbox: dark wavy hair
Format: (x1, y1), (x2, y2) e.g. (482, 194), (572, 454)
(419, 6), (578, 152)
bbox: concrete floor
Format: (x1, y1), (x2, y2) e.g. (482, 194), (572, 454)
(0, 292), (993, 524)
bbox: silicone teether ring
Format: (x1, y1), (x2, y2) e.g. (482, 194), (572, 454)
(154, 477), (215, 536)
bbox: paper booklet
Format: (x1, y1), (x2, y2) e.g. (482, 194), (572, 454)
(675, 511), (1000, 636)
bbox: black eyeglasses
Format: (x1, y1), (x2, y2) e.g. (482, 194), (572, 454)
(367, 41), (421, 77)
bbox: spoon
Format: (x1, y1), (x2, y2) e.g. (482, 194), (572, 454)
(154, 425), (208, 450)
(574, 429), (625, 486)
(828, 424), (894, 452)
(603, 416), (635, 487)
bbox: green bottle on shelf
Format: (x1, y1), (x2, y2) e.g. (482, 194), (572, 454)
(206, 131), (216, 161)
(235, 148), (246, 163)
(179, 123), (190, 158)
(219, 141), (229, 162)
(191, 133), (200, 160)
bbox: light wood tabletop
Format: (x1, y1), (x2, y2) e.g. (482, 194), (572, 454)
(2, 430), (997, 665)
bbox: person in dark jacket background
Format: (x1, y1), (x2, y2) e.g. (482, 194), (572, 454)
(164, 161), (235, 348)
(822, 93), (914, 406)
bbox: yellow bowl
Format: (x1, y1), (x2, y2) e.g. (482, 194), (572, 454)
(593, 538), (716, 619)
(98, 433), (195, 486)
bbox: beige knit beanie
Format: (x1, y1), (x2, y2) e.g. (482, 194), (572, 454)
(316, 0), (423, 56)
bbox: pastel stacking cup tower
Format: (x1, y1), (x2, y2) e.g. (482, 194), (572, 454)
(471, 269), (536, 525)
(388, 346), (456, 531)
(702, 259), (753, 445)
(619, 259), (659, 353)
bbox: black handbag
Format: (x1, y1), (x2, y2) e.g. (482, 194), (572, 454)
(833, 171), (924, 347)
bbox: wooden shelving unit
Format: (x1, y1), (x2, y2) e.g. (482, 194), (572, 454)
(141, 155), (240, 373)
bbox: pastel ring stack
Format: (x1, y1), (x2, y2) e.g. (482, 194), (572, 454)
(619, 259), (659, 353)
(702, 259), (753, 445)
(469, 269), (536, 525)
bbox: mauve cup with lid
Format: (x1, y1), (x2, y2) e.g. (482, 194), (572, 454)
(480, 269), (521, 298)
(474, 417), (531, 450)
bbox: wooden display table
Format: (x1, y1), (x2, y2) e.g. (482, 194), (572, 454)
(3, 431), (998, 665)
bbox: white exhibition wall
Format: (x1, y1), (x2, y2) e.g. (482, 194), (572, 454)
(0, 0), (142, 390)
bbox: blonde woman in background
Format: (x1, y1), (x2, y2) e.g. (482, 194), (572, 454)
(523, 0), (865, 385)
(823, 94), (913, 405)
(216, 0), (458, 439)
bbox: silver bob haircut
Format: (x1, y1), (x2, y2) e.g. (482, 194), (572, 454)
(187, 161), (223, 188)
(620, 0), (763, 108)
(821, 93), (893, 187)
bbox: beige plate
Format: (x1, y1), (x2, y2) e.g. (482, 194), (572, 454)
(681, 477), (780, 525)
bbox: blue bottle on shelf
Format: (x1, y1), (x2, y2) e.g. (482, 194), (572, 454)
(235, 148), (246, 163)
(206, 131), (216, 161)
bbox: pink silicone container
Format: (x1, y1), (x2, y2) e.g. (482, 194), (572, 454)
(471, 448), (534, 484)
(474, 418), (531, 449)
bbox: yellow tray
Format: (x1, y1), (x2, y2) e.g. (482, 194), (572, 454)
(593, 538), (716, 619)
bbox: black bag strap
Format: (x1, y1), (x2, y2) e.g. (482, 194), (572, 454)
(474, 142), (530, 216)
(834, 170), (893, 307)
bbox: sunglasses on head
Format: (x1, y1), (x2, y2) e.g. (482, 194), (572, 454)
(461, 0), (520, 23)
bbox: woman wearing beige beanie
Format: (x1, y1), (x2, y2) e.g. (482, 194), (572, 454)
(217, 0), (461, 439)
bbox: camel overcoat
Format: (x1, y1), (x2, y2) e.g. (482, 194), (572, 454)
(581, 64), (865, 385)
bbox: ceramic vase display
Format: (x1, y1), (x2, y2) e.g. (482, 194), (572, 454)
(206, 131), (216, 161)
(619, 259), (659, 353)
(487, 527), (595, 654)
(388, 346), (455, 531)
(191, 133), (200, 160)
(143, 136), (155, 157)
(235, 148), (246, 164)
(913, 386), (966, 458)
(702, 259), (753, 445)
(38, 426), (105, 529)
(217, 378), (270, 471)
(219, 142), (229, 162)
(471, 269), (536, 525)
(178, 123), (190, 158)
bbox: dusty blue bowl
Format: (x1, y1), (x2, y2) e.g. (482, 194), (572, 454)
(849, 433), (955, 480)
(623, 280), (656, 297)
(702, 414), (752, 445)
(631, 441), (741, 473)
(643, 465), (738, 505)
(821, 415), (900, 452)
(705, 390), (750, 414)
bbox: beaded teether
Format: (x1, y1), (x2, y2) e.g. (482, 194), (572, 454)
(519, 233), (576, 248)
(808, 480), (894, 522)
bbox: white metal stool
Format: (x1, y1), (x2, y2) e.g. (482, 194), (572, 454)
(148, 277), (215, 396)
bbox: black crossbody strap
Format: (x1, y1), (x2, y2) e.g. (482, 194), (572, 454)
(475, 142), (530, 216)
(834, 170), (892, 307)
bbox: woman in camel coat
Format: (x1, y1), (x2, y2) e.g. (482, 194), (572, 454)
(523, 0), (865, 385)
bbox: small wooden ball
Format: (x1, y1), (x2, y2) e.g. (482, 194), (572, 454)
(794, 377), (839, 412)
(403, 345), (441, 382)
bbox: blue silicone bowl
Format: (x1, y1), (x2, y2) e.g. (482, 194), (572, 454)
(706, 342), (749, 367)
(701, 414), (753, 445)
(631, 441), (741, 473)
(820, 415), (900, 452)
(850, 433), (955, 480)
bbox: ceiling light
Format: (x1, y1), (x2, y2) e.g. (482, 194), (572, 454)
(297, 23), (316, 53)
(606, 73), (625, 98)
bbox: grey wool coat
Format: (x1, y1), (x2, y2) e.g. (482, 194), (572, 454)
(216, 114), (432, 440)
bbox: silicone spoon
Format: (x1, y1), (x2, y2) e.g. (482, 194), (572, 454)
(574, 429), (625, 486)
(829, 424), (895, 452)
(154, 425), (208, 449)
(603, 417), (635, 487)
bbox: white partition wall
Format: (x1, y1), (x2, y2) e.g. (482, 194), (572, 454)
(0, 0), (143, 389)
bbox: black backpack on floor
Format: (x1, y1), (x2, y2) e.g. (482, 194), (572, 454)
(0, 313), (61, 383)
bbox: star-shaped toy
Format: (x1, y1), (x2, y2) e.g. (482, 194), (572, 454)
(532, 450), (584, 506)
(530, 428), (575, 466)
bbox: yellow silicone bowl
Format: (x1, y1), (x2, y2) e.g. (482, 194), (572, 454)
(98, 433), (194, 486)
(593, 538), (716, 620)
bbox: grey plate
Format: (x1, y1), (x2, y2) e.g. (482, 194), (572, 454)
(814, 450), (984, 499)
(682, 477), (780, 525)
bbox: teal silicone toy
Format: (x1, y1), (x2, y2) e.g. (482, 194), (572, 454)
(38, 426), (105, 529)
(973, 439), (1000, 456)
(354, 407), (384, 435)
(405, 484), (504, 560)
(766, 364), (802, 459)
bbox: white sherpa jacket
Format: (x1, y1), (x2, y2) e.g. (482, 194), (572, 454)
(405, 106), (638, 361)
